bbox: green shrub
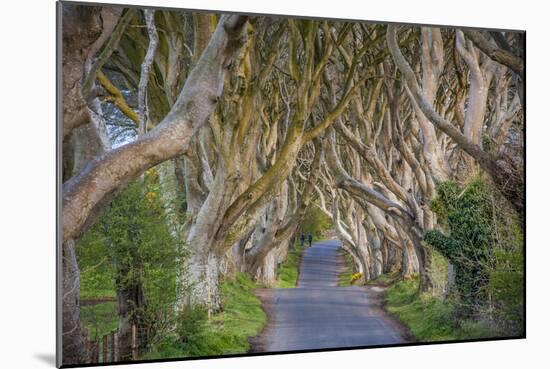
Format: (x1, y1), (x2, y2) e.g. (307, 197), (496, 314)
(425, 176), (524, 334)
(145, 273), (266, 359)
(80, 302), (118, 339)
(77, 170), (185, 339)
(175, 306), (208, 346)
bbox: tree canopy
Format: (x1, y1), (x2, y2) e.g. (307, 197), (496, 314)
(60, 4), (524, 365)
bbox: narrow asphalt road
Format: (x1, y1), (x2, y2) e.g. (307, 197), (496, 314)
(250, 239), (409, 352)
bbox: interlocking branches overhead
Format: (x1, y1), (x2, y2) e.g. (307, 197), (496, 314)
(61, 8), (524, 362)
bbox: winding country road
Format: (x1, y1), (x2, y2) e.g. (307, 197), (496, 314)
(250, 239), (409, 352)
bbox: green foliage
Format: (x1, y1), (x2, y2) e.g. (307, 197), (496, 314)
(77, 228), (116, 299)
(386, 277), (498, 341)
(430, 248), (450, 294)
(300, 205), (332, 240)
(426, 179), (495, 312)
(213, 272), (267, 351)
(425, 177), (524, 333)
(77, 168), (185, 337)
(145, 273), (266, 359)
(429, 181), (461, 230)
(489, 248), (524, 332)
(276, 242), (304, 288)
(80, 302), (118, 339)
(174, 306), (208, 346)
(429, 178), (493, 247)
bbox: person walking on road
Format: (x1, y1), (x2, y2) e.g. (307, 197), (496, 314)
(307, 234), (313, 247)
(300, 234), (305, 247)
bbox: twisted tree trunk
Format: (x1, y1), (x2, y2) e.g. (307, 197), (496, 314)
(62, 15), (249, 243)
(62, 240), (89, 365)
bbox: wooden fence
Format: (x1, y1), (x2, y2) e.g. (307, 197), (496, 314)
(86, 306), (175, 364)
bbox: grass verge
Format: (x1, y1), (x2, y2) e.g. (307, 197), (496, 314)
(385, 276), (499, 342)
(145, 272), (266, 359)
(276, 242), (305, 288)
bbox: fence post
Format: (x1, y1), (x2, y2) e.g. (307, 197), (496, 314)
(110, 331), (115, 362)
(131, 323), (138, 360)
(102, 335), (107, 363)
(94, 339), (99, 363)
(86, 340), (93, 364)
(113, 332), (119, 362)
(207, 285), (212, 320)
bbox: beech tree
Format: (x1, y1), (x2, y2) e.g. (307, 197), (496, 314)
(61, 5), (524, 364)
(61, 7), (248, 364)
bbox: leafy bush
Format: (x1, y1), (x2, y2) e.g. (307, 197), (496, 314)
(175, 306), (208, 346)
(77, 169), (185, 337)
(425, 177), (524, 334)
(80, 302), (118, 339)
(425, 179), (492, 313)
(145, 273), (266, 359)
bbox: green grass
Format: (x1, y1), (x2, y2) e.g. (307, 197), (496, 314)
(80, 302), (118, 339)
(211, 272), (267, 353)
(80, 273), (266, 359)
(145, 272), (266, 359)
(385, 276), (498, 342)
(276, 242), (305, 288)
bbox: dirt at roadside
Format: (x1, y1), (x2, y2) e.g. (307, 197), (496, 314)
(248, 288), (276, 353)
